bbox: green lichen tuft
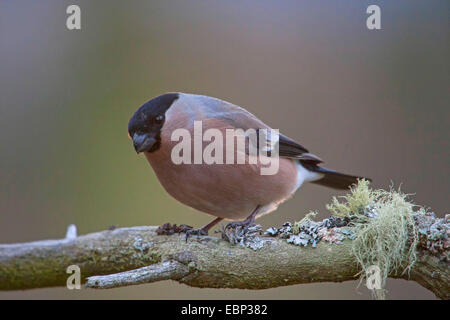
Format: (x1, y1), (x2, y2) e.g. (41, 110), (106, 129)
(326, 180), (419, 298)
(326, 179), (375, 219)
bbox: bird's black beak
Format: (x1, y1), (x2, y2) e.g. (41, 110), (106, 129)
(132, 133), (156, 153)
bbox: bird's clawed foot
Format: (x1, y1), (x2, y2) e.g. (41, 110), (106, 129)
(224, 219), (256, 233)
(221, 219), (262, 245)
(224, 205), (260, 235)
(183, 227), (209, 242)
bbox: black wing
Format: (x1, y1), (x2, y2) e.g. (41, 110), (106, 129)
(278, 134), (323, 163)
(254, 130), (322, 163)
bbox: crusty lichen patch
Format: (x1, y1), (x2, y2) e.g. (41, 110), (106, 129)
(416, 211), (449, 261)
(265, 217), (354, 247)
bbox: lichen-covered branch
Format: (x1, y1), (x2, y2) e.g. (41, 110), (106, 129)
(1, 182), (448, 298)
(0, 224), (448, 298)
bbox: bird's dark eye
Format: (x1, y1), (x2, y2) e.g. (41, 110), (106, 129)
(155, 115), (164, 124)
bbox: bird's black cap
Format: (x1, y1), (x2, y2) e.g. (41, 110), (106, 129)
(128, 93), (179, 153)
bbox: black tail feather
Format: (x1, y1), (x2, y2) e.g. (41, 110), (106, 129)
(302, 163), (371, 190)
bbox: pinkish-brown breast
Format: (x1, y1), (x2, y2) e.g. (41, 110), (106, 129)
(143, 112), (299, 220)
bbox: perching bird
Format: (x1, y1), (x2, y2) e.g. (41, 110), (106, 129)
(128, 93), (370, 238)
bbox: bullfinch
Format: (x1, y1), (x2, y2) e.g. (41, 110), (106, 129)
(128, 93), (370, 238)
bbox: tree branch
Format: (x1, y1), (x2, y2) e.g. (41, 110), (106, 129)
(0, 225), (448, 299)
(86, 260), (190, 289)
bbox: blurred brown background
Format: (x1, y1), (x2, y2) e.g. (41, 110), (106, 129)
(0, 0), (448, 299)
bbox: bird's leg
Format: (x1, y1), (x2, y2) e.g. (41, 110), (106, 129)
(184, 217), (223, 242)
(225, 205), (261, 232)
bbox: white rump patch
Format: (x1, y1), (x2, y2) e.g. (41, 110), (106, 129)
(295, 162), (324, 190)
